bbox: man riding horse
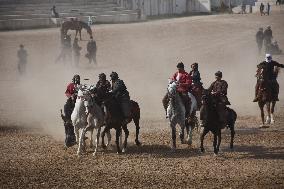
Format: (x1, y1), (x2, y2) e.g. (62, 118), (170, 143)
(110, 72), (132, 125)
(253, 54), (284, 102)
(64, 75), (80, 120)
(162, 62), (192, 118)
(189, 62), (203, 109)
(203, 71), (230, 129)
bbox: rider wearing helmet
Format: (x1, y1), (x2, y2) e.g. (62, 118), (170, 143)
(110, 72), (131, 124)
(64, 74), (80, 119)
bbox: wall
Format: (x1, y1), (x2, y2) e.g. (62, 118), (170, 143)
(117, 0), (211, 16)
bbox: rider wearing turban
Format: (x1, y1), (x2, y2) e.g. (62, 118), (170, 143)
(253, 54), (284, 102)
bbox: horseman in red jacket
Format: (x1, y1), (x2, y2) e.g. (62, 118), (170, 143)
(64, 74), (80, 120)
(162, 62), (192, 118)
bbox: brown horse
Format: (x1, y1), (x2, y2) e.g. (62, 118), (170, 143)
(257, 67), (279, 126)
(61, 20), (92, 40)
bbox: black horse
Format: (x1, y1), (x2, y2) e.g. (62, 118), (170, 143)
(199, 90), (237, 155)
(100, 93), (141, 153)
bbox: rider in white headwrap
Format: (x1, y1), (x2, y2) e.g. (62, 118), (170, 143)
(253, 54), (284, 102)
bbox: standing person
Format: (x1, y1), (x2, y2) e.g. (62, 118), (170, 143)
(72, 38), (81, 67)
(241, 3), (246, 14)
(17, 44), (28, 75)
(266, 3), (271, 15)
(260, 3), (264, 16)
(86, 36), (97, 65)
(51, 5), (59, 18)
(263, 26), (273, 53)
(256, 28), (264, 54)
(276, 0), (280, 5)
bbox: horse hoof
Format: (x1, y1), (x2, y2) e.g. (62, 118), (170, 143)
(271, 120), (275, 124)
(135, 140), (142, 146)
(200, 148), (205, 153)
(122, 148), (126, 153)
(102, 145), (107, 149)
(117, 150), (122, 154)
(92, 151), (97, 157)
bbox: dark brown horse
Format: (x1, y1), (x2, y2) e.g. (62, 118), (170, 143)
(101, 95), (141, 153)
(61, 20), (92, 40)
(200, 90), (237, 155)
(257, 67), (279, 126)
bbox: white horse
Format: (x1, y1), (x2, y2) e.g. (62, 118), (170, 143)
(167, 81), (197, 150)
(71, 85), (110, 156)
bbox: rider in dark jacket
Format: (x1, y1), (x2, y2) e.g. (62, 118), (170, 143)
(95, 73), (111, 105)
(110, 72), (131, 124)
(253, 54), (284, 102)
(207, 71), (230, 128)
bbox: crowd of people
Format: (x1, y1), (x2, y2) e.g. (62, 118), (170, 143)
(56, 35), (97, 66)
(255, 26), (282, 55)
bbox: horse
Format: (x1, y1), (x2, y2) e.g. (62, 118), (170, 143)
(71, 85), (110, 156)
(166, 81), (198, 150)
(257, 67), (279, 126)
(100, 91), (141, 153)
(61, 20), (92, 40)
(199, 90), (237, 155)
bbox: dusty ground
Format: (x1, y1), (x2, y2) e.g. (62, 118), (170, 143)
(0, 10), (284, 188)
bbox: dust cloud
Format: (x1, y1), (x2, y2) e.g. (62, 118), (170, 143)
(0, 14), (284, 138)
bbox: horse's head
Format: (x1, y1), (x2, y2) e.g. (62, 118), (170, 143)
(167, 80), (177, 98)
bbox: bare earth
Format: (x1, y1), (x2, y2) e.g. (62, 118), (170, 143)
(0, 10), (284, 188)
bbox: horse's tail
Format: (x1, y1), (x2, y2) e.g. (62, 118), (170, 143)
(130, 100), (140, 120)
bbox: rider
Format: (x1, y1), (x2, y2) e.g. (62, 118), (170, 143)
(110, 72), (131, 124)
(95, 73), (111, 105)
(162, 62), (192, 118)
(64, 74), (80, 120)
(17, 44), (28, 74)
(253, 54), (284, 102)
(189, 62), (203, 108)
(207, 71), (230, 128)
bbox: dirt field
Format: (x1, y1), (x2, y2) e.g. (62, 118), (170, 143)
(0, 10), (284, 188)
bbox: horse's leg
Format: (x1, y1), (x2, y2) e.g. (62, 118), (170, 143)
(258, 102), (265, 125)
(122, 125), (129, 153)
(79, 29), (82, 40)
(200, 128), (209, 153)
(89, 128), (94, 148)
(215, 129), (222, 155)
(265, 102), (271, 124)
(75, 30), (78, 39)
(77, 128), (87, 156)
(92, 127), (101, 156)
(171, 122), (177, 151)
(271, 101), (276, 124)
(75, 126), (80, 144)
(133, 117), (141, 146)
(101, 126), (108, 149)
(187, 122), (193, 146)
(115, 128), (122, 154)
(230, 124), (235, 149)
(179, 121), (185, 144)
